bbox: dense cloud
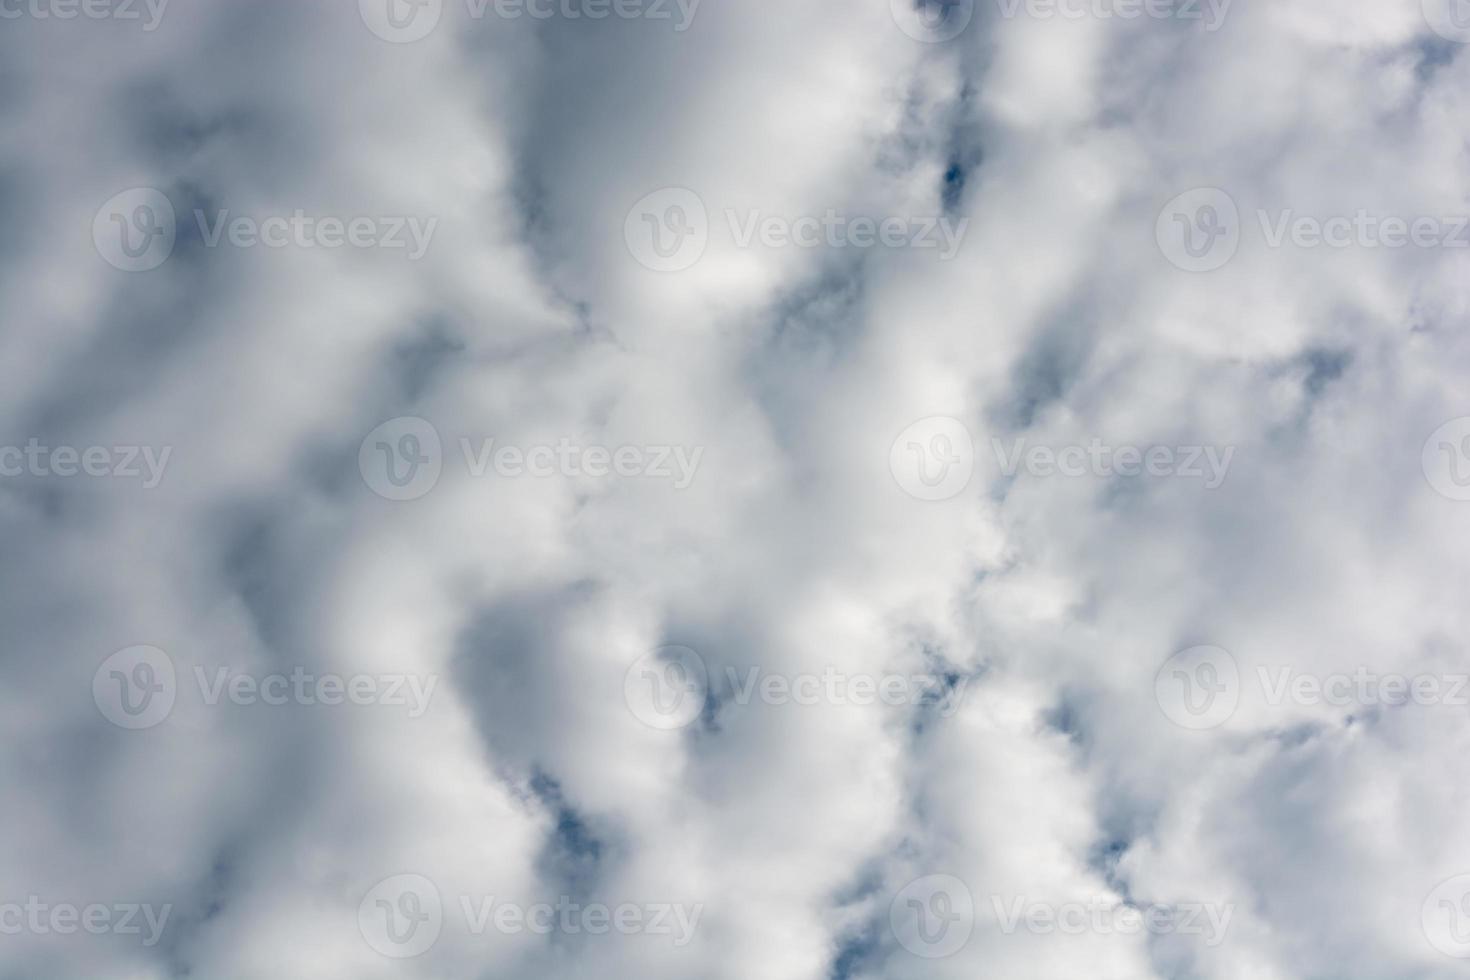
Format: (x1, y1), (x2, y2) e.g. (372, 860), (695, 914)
(2, 0), (1469, 977)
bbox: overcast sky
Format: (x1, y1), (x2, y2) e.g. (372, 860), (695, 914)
(3, 0), (1470, 977)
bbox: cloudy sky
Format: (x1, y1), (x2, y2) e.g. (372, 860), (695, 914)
(4, 0), (1470, 976)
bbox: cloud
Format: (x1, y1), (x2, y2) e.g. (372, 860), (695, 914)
(2, 1), (1469, 977)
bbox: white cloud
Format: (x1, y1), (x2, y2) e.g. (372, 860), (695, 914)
(1, 1), (1468, 977)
